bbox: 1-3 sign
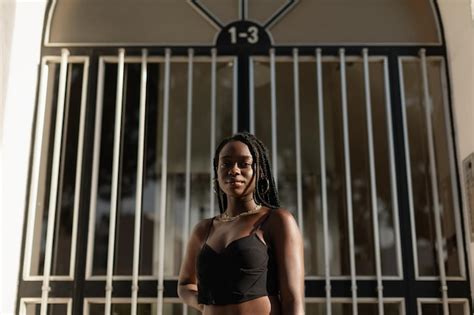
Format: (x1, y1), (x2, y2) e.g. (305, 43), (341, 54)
(228, 26), (259, 44)
(216, 21), (271, 49)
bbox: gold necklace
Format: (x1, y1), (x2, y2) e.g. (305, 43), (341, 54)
(217, 204), (262, 222)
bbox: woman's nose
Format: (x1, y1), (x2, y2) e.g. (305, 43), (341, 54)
(228, 163), (240, 175)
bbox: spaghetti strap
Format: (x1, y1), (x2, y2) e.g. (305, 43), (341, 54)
(252, 209), (273, 232)
(258, 209), (273, 228)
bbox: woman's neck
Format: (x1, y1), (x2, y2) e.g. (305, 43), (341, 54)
(225, 197), (258, 217)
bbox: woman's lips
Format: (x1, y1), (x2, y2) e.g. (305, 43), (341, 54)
(226, 180), (244, 187)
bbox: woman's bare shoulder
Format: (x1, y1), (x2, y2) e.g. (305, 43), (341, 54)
(268, 208), (296, 223)
(189, 217), (215, 243)
(266, 208), (302, 254)
(264, 208), (297, 235)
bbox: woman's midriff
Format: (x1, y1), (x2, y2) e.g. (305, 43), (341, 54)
(203, 295), (280, 315)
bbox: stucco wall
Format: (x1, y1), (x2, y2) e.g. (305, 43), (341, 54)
(438, 0), (474, 302)
(1, 0), (46, 313)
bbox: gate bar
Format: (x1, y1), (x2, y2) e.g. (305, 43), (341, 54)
(156, 48), (171, 315)
(183, 48), (194, 315)
(420, 49), (449, 315)
(131, 49), (148, 315)
(440, 59), (466, 279)
(339, 48), (358, 315)
(68, 58), (89, 281)
(209, 48), (217, 218)
(53, 62), (72, 279)
(362, 48), (384, 315)
(270, 49), (278, 185)
(316, 49), (332, 315)
(382, 58), (403, 278)
(233, 57), (238, 134)
(292, 48), (303, 230)
(105, 48), (125, 315)
(24, 58), (49, 279)
(40, 48), (69, 315)
(398, 59), (422, 280)
(86, 57), (105, 279)
(249, 57), (255, 134)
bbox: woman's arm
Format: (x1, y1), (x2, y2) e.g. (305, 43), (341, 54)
(177, 282), (203, 313)
(177, 219), (209, 313)
(271, 208), (305, 315)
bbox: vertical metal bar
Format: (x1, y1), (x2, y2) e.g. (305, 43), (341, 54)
(86, 57), (105, 279)
(152, 68), (162, 278)
(104, 48), (126, 315)
(417, 300), (422, 315)
(249, 57), (255, 134)
(420, 49), (449, 315)
(83, 299), (89, 314)
(69, 58), (90, 279)
(52, 62), (72, 275)
(382, 58), (403, 277)
(131, 49), (148, 315)
(182, 48), (194, 315)
(233, 57), (238, 134)
(292, 48), (303, 231)
(398, 58), (421, 279)
(439, 59), (466, 278)
(210, 49), (217, 218)
(362, 49), (384, 315)
(157, 48), (171, 315)
(24, 58), (48, 278)
(401, 299), (407, 315)
(19, 300), (25, 315)
(339, 48), (358, 315)
(269, 49), (278, 185)
(238, 0), (243, 20)
(243, 0), (249, 20)
(316, 49), (332, 315)
(40, 48), (69, 315)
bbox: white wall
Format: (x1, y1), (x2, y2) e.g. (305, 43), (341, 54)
(438, 0), (474, 303)
(439, 0), (474, 160)
(1, 0), (47, 313)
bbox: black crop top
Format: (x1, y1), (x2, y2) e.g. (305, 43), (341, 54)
(197, 210), (279, 305)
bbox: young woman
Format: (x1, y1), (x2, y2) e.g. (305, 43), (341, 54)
(178, 132), (305, 315)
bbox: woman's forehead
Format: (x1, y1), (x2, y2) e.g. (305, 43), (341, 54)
(219, 140), (252, 158)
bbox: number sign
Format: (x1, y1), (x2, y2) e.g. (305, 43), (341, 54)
(216, 21), (271, 50)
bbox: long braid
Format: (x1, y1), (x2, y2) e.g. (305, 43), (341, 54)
(253, 135), (280, 207)
(213, 132), (280, 214)
(213, 156), (226, 213)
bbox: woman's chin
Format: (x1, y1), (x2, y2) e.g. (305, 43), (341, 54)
(223, 189), (251, 199)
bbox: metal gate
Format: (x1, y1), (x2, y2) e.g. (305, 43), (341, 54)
(17, 2), (473, 314)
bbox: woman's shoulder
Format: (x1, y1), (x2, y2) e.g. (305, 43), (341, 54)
(263, 208), (299, 248)
(268, 208), (296, 222)
(190, 216), (216, 242)
(264, 208), (297, 231)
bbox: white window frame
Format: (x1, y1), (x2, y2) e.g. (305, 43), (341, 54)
(22, 55), (89, 282)
(304, 297), (406, 315)
(417, 298), (470, 315)
(398, 55), (466, 282)
(19, 298), (72, 315)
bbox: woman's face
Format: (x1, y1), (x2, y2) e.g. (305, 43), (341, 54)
(217, 140), (256, 199)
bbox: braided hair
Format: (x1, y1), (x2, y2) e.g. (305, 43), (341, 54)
(213, 132), (280, 213)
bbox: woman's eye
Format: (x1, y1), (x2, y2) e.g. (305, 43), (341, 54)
(219, 161), (252, 168)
